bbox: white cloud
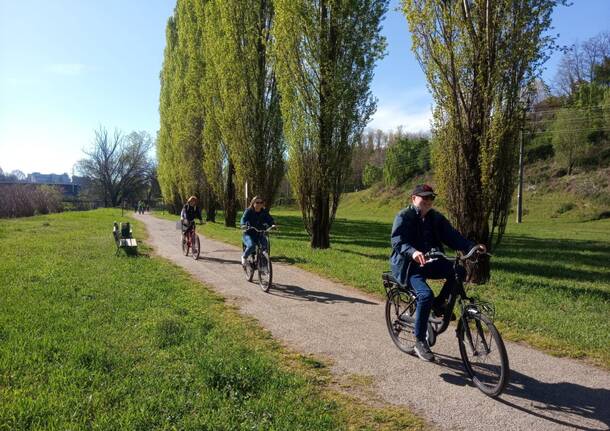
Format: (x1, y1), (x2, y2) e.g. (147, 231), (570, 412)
(47, 63), (86, 76)
(368, 102), (433, 133)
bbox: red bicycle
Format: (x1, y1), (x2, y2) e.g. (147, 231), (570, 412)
(181, 220), (201, 260)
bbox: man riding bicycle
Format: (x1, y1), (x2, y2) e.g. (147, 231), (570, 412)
(240, 196), (275, 266)
(390, 184), (486, 362)
(180, 195), (203, 233)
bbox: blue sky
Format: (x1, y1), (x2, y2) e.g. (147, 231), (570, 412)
(0, 0), (608, 175)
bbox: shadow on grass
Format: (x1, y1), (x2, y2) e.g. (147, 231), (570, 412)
(332, 247), (389, 262)
(274, 213), (610, 293)
(270, 283), (377, 305)
(495, 235), (610, 286)
(435, 353), (610, 430)
(273, 255), (308, 264)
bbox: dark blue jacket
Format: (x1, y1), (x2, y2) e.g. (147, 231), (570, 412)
(181, 204), (202, 223)
(240, 208), (275, 232)
(390, 205), (474, 286)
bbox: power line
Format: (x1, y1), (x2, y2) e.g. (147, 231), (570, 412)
(525, 116), (606, 124)
(526, 106), (609, 115)
(526, 127), (610, 135)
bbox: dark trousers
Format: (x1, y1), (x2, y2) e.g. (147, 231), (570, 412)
(408, 258), (464, 341)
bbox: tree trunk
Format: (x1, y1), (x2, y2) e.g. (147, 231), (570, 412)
(224, 160), (237, 228)
(310, 191), (330, 248)
(205, 187), (216, 222)
(173, 195), (182, 214)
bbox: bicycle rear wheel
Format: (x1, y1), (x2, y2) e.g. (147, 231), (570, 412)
(458, 312), (509, 397)
(181, 234), (189, 256)
(192, 234), (200, 260)
(258, 251), (272, 292)
(385, 288), (417, 354)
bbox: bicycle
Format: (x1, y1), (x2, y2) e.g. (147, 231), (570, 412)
(181, 220), (201, 260)
(241, 224), (276, 292)
(382, 246), (509, 397)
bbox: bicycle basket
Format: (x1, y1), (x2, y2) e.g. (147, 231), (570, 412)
(462, 254), (490, 285)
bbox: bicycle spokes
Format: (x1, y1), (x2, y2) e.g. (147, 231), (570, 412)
(458, 312), (509, 397)
(385, 289), (417, 354)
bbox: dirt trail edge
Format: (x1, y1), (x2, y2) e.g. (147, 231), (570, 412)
(136, 214), (610, 431)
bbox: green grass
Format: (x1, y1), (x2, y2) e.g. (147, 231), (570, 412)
(0, 209), (425, 430)
(157, 188), (610, 368)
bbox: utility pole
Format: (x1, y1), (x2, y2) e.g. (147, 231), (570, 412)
(245, 181), (248, 209)
(517, 128), (524, 223)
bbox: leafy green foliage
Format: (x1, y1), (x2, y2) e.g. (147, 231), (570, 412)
(273, 0), (389, 248)
(202, 0), (285, 208)
(551, 108), (590, 174)
(157, 0), (214, 214)
(362, 163), (383, 188)
(404, 0), (566, 277)
(382, 136), (429, 187)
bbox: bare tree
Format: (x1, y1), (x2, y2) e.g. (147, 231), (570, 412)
(555, 32), (610, 96)
(10, 170), (26, 181)
(76, 127), (153, 206)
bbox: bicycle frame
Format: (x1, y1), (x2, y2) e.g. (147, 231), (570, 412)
(242, 225), (274, 256)
(242, 225), (275, 291)
(183, 222), (197, 246)
(423, 250), (493, 345)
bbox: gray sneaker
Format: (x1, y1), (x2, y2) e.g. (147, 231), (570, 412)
(414, 339), (435, 362)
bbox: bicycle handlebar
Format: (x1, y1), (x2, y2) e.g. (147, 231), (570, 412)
(424, 246), (491, 263)
(241, 224), (277, 233)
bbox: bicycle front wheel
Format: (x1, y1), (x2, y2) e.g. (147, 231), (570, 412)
(258, 251), (272, 292)
(385, 288), (417, 354)
(192, 234), (200, 260)
(458, 312), (509, 397)
(243, 256), (255, 282)
(181, 235), (189, 256)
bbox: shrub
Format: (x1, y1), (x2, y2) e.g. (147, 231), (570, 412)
(362, 163), (382, 188)
(383, 136), (430, 187)
(525, 143), (554, 163)
(0, 184), (64, 218)
(556, 202), (575, 215)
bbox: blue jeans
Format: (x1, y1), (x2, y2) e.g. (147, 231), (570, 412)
(408, 258), (465, 341)
(242, 233), (268, 259)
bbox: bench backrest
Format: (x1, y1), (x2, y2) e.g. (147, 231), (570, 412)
(120, 222), (131, 239)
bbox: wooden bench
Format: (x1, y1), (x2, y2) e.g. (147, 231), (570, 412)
(113, 221), (138, 255)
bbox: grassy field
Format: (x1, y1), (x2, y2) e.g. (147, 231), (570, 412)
(156, 187), (610, 369)
(0, 209), (425, 430)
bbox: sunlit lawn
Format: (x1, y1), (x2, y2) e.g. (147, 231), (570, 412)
(0, 209), (425, 430)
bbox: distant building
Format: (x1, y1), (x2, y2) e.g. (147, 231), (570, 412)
(10, 172), (81, 197)
(27, 172), (71, 184)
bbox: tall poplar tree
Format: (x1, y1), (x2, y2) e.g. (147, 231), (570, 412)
(157, 16), (183, 212)
(404, 0), (565, 280)
(203, 0), (285, 209)
(273, 0), (388, 248)
(158, 0), (217, 218)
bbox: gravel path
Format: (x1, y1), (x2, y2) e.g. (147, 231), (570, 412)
(136, 214), (610, 431)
